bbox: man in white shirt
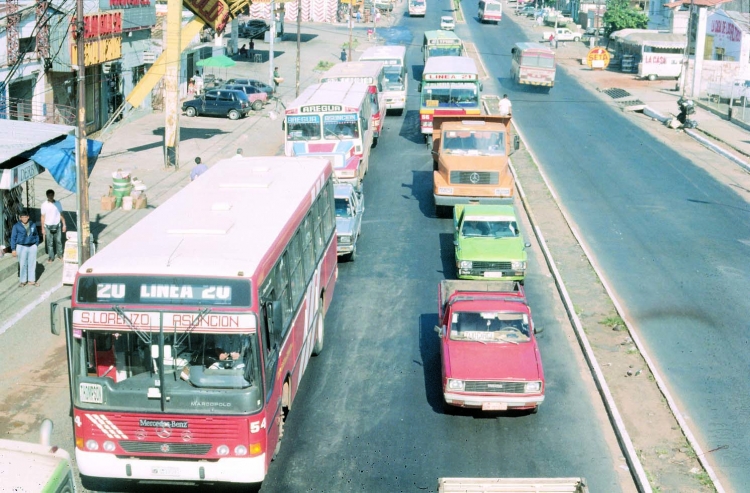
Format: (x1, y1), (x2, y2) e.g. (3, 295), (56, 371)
(498, 94), (512, 116)
(193, 70), (204, 95)
(40, 189), (66, 263)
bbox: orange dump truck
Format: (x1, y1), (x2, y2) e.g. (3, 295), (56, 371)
(432, 115), (519, 215)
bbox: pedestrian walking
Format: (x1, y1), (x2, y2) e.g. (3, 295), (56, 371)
(340, 49), (348, 62)
(40, 189), (66, 263)
(193, 70), (204, 95)
(273, 67), (284, 92)
(498, 94), (512, 116)
(10, 209), (40, 287)
(249, 39), (255, 50)
(191, 157), (208, 181)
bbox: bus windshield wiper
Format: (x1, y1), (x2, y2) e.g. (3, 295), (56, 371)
(112, 306), (151, 346)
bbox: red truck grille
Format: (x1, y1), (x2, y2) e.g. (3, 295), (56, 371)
(464, 381), (527, 393)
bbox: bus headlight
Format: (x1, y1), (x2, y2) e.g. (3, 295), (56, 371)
(459, 260), (472, 269)
(234, 445), (248, 456)
(338, 235), (351, 244)
(103, 441), (116, 452)
(447, 379), (465, 391)
(85, 439), (99, 451)
(511, 261), (526, 270)
(216, 445), (230, 456)
(525, 381), (542, 393)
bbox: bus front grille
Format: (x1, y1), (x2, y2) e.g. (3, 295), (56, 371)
(119, 441), (213, 455)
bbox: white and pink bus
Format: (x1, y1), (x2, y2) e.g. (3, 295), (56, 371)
(320, 61), (386, 144)
(51, 157), (337, 488)
(284, 81), (374, 190)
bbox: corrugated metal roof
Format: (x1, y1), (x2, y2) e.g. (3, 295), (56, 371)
(620, 32), (687, 48)
(0, 120), (75, 164)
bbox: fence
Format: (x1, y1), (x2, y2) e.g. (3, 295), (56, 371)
(0, 97), (76, 126)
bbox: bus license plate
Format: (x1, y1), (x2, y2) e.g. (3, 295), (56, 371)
(482, 402), (508, 411)
(484, 272), (504, 278)
(79, 383), (103, 404)
(151, 467), (180, 477)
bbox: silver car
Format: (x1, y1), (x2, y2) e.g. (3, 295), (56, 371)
(335, 184), (364, 261)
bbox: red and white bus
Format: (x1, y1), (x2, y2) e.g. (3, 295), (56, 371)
(51, 157), (337, 488)
(284, 81), (374, 191)
(320, 61), (386, 144)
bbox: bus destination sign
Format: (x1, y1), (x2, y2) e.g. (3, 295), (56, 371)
(424, 73), (477, 81)
(301, 105), (343, 113)
(432, 39), (460, 45)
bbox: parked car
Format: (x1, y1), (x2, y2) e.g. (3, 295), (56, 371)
(240, 19), (269, 39)
(515, 5), (534, 15)
(453, 204), (530, 282)
(435, 280), (545, 413)
(182, 89), (251, 120)
(335, 184), (364, 261)
(223, 84), (268, 110)
(226, 78), (274, 97)
(440, 16), (455, 30)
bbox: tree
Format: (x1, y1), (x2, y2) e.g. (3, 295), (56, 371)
(602, 0), (648, 36)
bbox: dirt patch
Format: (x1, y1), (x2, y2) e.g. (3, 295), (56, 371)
(509, 134), (716, 492)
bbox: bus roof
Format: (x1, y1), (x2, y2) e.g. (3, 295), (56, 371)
(359, 45), (407, 61)
(423, 56), (478, 75)
(424, 30), (461, 43)
(80, 157), (332, 279)
(513, 42), (555, 53)
(320, 61), (385, 82)
(286, 81), (370, 112)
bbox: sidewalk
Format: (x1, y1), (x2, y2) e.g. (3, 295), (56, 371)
(0, 21), (379, 334)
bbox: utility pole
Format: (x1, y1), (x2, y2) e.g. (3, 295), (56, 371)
(270, 0), (276, 90)
(75, 0), (91, 264)
(163, 0), (182, 168)
(296, 0), (301, 96)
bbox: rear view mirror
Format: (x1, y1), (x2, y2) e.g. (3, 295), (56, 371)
(479, 82), (484, 91)
(50, 296), (72, 336)
(534, 326), (544, 335)
(417, 83), (422, 92)
(513, 135), (520, 151)
(434, 325), (446, 337)
(525, 242), (531, 248)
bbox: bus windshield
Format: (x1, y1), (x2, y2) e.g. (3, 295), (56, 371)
(520, 54), (555, 68)
(428, 45), (462, 58)
(384, 67), (405, 90)
(73, 328), (263, 413)
(422, 82), (478, 108)
(287, 115), (321, 141)
(442, 130), (505, 156)
(485, 2), (501, 11)
(323, 113), (360, 139)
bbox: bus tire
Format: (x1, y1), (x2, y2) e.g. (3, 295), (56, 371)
(273, 402), (286, 460)
(312, 299), (325, 355)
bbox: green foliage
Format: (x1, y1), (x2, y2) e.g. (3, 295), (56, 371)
(315, 60), (336, 71)
(602, 0), (648, 35)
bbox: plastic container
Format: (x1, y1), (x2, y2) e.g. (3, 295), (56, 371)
(122, 196), (133, 210)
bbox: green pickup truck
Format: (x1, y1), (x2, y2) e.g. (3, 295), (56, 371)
(453, 204), (529, 282)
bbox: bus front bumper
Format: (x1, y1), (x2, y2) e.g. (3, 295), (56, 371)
(434, 194), (513, 206)
(76, 449), (266, 484)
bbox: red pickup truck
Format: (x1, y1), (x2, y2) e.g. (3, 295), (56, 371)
(435, 280), (545, 413)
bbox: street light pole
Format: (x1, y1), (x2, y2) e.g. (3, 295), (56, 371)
(348, 3), (353, 61)
(296, 0), (301, 96)
(75, 0), (91, 264)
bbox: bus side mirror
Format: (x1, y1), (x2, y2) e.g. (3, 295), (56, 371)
(479, 82), (484, 91)
(281, 120), (286, 131)
(50, 296), (72, 336)
(269, 300), (283, 335)
(534, 326), (545, 335)
(513, 135), (520, 151)
(434, 325), (446, 338)
(417, 83), (422, 92)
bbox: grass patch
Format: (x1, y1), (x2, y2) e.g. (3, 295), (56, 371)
(342, 38), (359, 51)
(315, 60), (336, 71)
(453, 0), (464, 21)
(601, 315), (624, 327)
(694, 471), (713, 487)
(626, 347), (638, 355)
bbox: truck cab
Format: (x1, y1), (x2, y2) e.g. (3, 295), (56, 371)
(435, 280), (545, 413)
(432, 116), (518, 216)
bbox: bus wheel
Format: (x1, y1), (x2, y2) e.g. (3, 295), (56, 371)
(273, 403), (286, 460)
(312, 299), (325, 355)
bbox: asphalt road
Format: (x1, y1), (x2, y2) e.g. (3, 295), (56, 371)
(463, 7), (750, 490)
(261, 7), (628, 492)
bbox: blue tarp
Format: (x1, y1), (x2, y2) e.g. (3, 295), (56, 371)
(29, 135), (103, 193)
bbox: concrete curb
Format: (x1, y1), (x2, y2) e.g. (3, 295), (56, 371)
(511, 116), (726, 493)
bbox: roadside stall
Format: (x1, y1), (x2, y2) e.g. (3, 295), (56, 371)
(608, 30), (686, 79)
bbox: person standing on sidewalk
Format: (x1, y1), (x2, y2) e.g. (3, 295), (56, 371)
(273, 67), (283, 93)
(10, 209), (40, 287)
(40, 189), (66, 263)
(191, 157), (208, 181)
(498, 94), (512, 116)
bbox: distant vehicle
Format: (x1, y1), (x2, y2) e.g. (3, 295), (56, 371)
(515, 5), (534, 15)
(542, 27), (582, 42)
(435, 280), (545, 413)
(223, 84), (268, 110)
(510, 42), (556, 91)
(453, 204), (529, 282)
(0, 419), (78, 492)
(226, 78), (274, 97)
(440, 16), (455, 30)
(478, 0), (502, 24)
(585, 26), (606, 36)
(334, 183), (365, 261)
(409, 0), (426, 16)
(422, 30), (464, 63)
(182, 89), (251, 120)
(240, 19), (269, 39)
(375, 0), (395, 11)
(359, 45), (408, 114)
